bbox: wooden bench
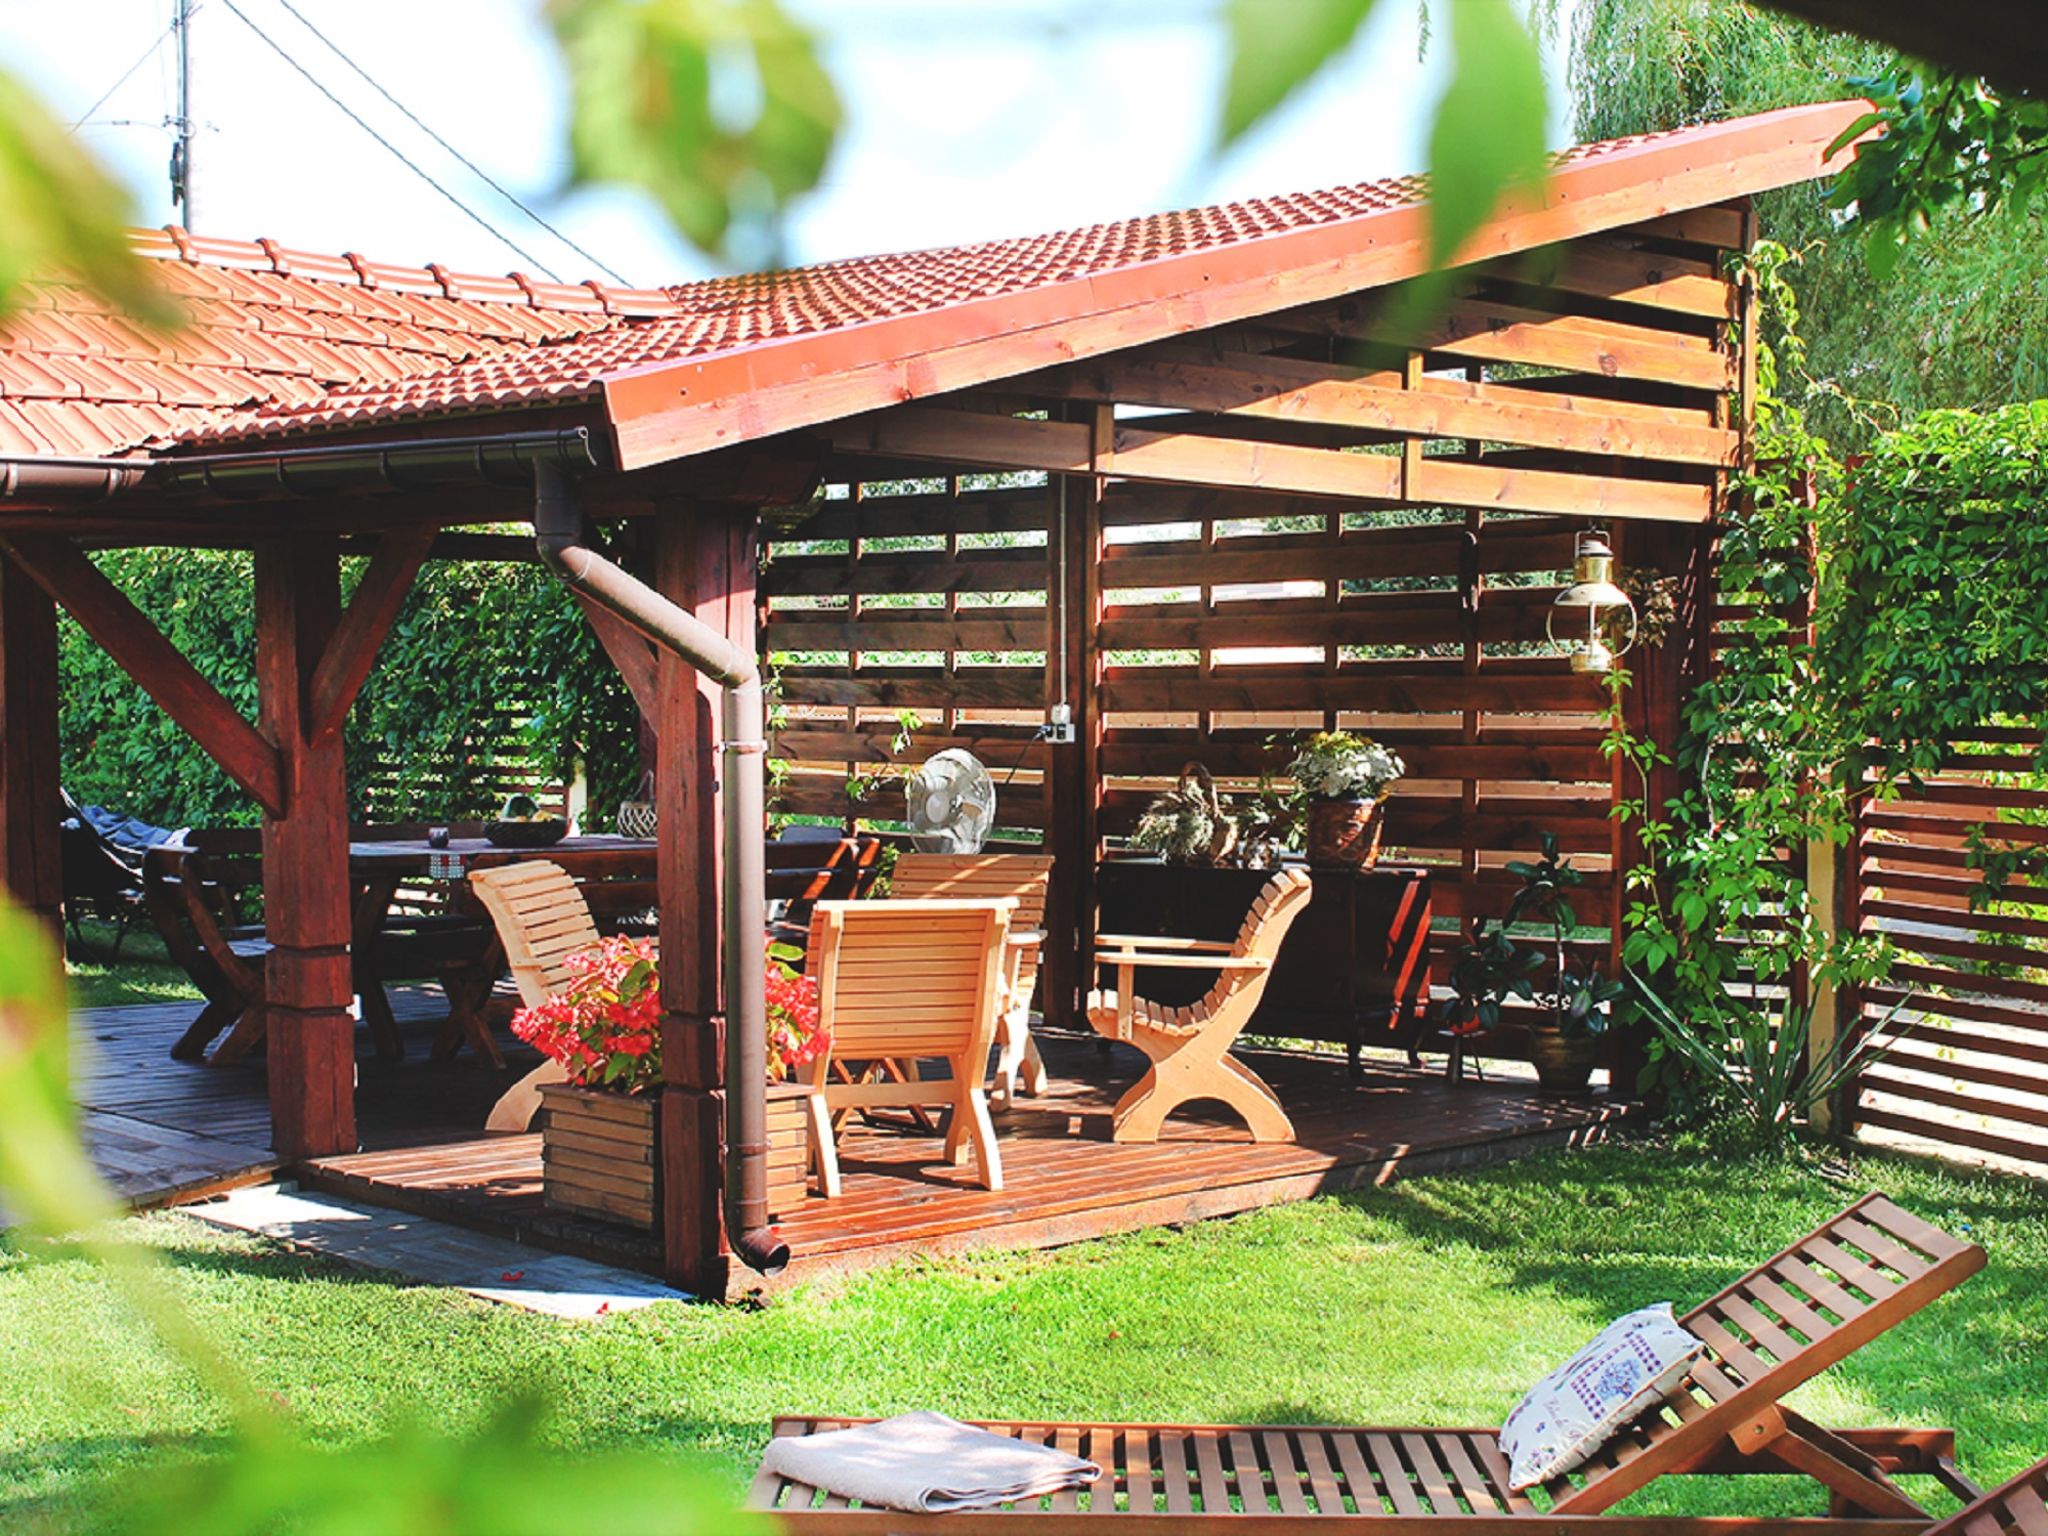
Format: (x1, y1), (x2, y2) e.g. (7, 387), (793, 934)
(146, 828), (496, 1065)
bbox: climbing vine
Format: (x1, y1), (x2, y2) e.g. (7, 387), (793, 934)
(59, 551), (641, 830)
(1607, 243), (1888, 1108)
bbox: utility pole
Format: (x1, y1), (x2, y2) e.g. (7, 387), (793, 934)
(169, 0), (196, 229)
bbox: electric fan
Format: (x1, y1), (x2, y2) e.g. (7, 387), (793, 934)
(904, 749), (997, 853)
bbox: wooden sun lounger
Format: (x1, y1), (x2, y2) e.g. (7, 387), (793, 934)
(752, 1193), (1986, 1529)
(1931, 1452), (2048, 1536)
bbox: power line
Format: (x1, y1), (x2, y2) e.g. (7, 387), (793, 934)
(215, 0), (562, 279)
(71, 13), (181, 131)
(268, 0), (630, 285)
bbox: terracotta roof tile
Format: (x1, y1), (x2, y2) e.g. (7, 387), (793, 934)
(0, 109), (1862, 460)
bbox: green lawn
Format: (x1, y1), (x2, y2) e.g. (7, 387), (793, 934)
(61, 920), (202, 1011)
(2, 1140), (2043, 1527)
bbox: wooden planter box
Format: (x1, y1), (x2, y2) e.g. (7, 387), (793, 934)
(539, 1083), (658, 1230)
(765, 1081), (811, 1219)
(539, 1082), (814, 1232)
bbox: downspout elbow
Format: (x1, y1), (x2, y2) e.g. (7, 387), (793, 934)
(531, 461), (782, 1279)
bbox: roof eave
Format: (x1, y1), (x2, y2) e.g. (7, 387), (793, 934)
(598, 99), (1872, 474)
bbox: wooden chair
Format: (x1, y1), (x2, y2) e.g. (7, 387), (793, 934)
(802, 897), (1016, 1197)
(765, 836), (885, 953)
(468, 860), (600, 1131)
(890, 851), (1053, 1107)
(752, 1192), (1989, 1527)
(1931, 1453), (2048, 1536)
(1086, 867), (1313, 1143)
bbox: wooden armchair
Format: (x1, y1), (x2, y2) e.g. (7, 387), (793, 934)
(890, 851), (1053, 1107)
(1086, 867), (1313, 1143)
(467, 860), (600, 1131)
(802, 897), (1017, 1196)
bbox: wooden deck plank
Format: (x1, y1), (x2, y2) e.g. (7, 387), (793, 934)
(66, 993), (1634, 1288)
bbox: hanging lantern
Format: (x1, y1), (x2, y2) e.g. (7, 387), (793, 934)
(1547, 531), (1637, 676)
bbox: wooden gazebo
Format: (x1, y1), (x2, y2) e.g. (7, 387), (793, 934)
(0, 102), (1864, 1295)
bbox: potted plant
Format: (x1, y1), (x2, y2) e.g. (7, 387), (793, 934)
(1129, 762), (1239, 866)
(1287, 731), (1404, 869)
(1440, 832), (1622, 1091)
(513, 938), (828, 1229)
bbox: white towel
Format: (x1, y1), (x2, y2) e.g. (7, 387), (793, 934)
(760, 1412), (1101, 1514)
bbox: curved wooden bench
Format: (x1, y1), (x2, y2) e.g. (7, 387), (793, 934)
(1086, 868), (1313, 1143)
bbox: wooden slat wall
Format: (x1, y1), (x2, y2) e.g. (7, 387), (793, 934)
(768, 207), (1750, 980)
(1852, 727), (2048, 1172)
(764, 480), (1054, 844)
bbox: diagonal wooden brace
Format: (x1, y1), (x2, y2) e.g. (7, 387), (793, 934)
(1, 534), (286, 816)
(1726, 1405), (1929, 1519)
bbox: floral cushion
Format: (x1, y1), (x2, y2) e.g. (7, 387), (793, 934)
(1498, 1303), (1706, 1491)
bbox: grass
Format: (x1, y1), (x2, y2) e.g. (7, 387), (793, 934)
(61, 920), (201, 1011)
(2, 1138), (2043, 1526)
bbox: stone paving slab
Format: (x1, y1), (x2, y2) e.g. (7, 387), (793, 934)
(182, 1183), (689, 1317)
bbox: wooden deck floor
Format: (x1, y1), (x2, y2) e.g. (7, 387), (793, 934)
(74, 995), (1634, 1295)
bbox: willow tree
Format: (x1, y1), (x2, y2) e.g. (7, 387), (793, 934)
(1572, 0), (2048, 448)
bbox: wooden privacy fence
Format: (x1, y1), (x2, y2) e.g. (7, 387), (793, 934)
(764, 203), (1755, 1037)
(1849, 726), (2048, 1171)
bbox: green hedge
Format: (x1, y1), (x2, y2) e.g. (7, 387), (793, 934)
(59, 550), (641, 830)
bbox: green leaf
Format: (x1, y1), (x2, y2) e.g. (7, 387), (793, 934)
(1217, 0), (1380, 151)
(1424, 0), (1548, 269)
(553, 0), (842, 258)
(0, 903), (118, 1236)
(0, 68), (180, 326)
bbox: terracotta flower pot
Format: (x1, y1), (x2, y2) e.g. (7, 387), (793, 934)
(1529, 1029), (1599, 1092)
(1306, 796), (1384, 869)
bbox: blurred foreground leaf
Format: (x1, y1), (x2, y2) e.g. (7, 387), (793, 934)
(1425, 0), (1550, 268)
(1219, 0), (1381, 151)
(553, 0), (842, 260)
(109, 1402), (762, 1536)
(0, 903), (115, 1235)
(0, 68), (177, 326)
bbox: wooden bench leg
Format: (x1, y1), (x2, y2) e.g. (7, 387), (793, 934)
(1111, 1045), (1295, 1143)
(207, 1005), (268, 1066)
(804, 1088), (842, 1199)
(942, 1081), (1003, 1190)
(171, 996), (242, 1062)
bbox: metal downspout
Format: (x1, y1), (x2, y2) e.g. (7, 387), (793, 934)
(531, 461), (785, 1279)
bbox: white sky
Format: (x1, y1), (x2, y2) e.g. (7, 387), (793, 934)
(3, 0), (1577, 289)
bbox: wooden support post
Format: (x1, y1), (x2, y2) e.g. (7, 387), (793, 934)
(1805, 833), (1846, 1138)
(1041, 412), (1105, 1034)
(652, 499), (757, 1297)
(255, 537), (355, 1160)
(0, 552), (64, 939)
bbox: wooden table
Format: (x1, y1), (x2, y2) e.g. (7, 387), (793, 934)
(348, 836), (656, 1063)
(1095, 860), (1434, 1080)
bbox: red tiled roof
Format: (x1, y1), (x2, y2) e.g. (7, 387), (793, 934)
(0, 104), (1867, 465)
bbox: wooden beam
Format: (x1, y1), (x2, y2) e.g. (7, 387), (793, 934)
(0, 554), (64, 937)
(828, 406), (1711, 522)
(255, 537), (355, 1161)
(571, 591), (661, 722)
(0, 535), (286, 816)
(604, 102), (1868, 469)
(308, 526), (433, 743)
(1021, 350), (1739, 467)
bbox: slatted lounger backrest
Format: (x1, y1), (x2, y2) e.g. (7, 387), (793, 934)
(1549, 1191), (1988, 1514)
(467, 860), (602, 1008)
(1933, 1455), (2048, 1536)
